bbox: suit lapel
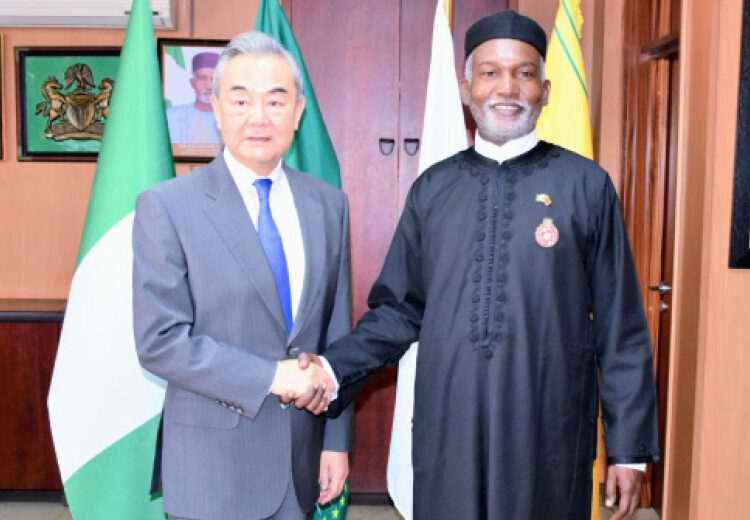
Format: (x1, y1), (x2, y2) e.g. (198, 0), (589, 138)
(202, 156), (288, 335)
(286, 167), (326, 343)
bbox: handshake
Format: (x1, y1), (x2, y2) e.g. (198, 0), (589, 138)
(269, 353), (334, 414)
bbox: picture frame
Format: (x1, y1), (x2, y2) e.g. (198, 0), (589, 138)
(157, 38), (228, 162)
(16, 47), (120, 161)
(730, 0), (750, 268)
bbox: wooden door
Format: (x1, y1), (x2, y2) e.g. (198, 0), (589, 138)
(287, 0), (402, 492)
(286, 0), (508, 493)
(621, 0), (681, 509)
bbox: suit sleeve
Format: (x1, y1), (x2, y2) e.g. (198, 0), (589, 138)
(325, 185), (425, 414)
(322, 197), (355, 452)
(133, 189), (276, 420)
(591, 178), (660, 464)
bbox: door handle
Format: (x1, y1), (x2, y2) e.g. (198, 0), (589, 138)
(379, 138), (395, 156)
(648, 282), (672, 294)
(404, 138), (420, 156)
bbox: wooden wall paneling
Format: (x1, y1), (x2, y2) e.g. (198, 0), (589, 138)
(0, 321), (62, 489)
(192, 0), (259, 39)
(661, 0), (714, 515)
(650, 1), (681, 507)
(652, 55), (679, 511)
(516, 0), (556, 43)
(684, 0), (750, 516)
(0, 0), (194, 300)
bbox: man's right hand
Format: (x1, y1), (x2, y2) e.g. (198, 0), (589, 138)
(286, 353), (330, 415)
(269, 358), (334, 407)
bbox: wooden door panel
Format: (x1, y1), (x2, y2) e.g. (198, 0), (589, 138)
(290, 0), (401, 493)
(398, 0), (434, 208)
(0, 322), (63, 489)
(621, 0), (680, 509)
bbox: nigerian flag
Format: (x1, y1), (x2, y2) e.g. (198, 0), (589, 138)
(47, 0), (174, 518)
(255, 0), (341, 187)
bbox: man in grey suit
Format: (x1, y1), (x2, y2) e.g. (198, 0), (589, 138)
(133, 31), (349, 520)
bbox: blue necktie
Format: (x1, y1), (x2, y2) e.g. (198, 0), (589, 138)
(253, 178), (293, 334)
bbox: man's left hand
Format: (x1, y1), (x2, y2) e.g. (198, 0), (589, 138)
(605, 466), (644, 520)
(318, 451), (349, 504)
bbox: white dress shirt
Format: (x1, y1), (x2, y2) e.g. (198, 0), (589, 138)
(473, 128), (540, 164)
(223, 148), (306, 322)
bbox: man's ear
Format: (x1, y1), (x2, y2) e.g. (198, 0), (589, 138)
(210, 94), (222, 130)
(294, 95), (306, 130)
(541, 79), (551, 106)
(459, 79), (471, 106)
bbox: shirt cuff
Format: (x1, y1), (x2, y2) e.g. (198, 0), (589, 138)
(615, 463), (647, 472)
(320, 356), (340, 401)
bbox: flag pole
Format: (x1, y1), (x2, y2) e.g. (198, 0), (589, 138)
(444, 0), (454, 30)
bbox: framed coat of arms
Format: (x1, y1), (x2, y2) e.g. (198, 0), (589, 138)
(16, 47), (120, 161)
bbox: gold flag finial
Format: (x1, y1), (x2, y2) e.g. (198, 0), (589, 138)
(443, 0), (454, 30)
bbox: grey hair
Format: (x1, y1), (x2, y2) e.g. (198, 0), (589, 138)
(463, 50), (546, 84)
(212, 30), (304, 100)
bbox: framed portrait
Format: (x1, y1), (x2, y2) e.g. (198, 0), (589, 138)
(16, 47), (120, 161)
(730, 0), (750, 268)
(157, 38), (228, 162)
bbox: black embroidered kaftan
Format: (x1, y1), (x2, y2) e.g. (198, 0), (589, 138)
(327, 142), (659, 520)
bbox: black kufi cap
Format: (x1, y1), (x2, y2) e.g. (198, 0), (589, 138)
(465, 10), (547, 58)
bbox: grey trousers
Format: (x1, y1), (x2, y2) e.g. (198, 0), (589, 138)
(168, 473), (312, 520)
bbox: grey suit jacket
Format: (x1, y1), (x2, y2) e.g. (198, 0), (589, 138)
(133, 155), (353, 520)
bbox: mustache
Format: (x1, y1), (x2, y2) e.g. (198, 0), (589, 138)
(484, 98), (531, 111)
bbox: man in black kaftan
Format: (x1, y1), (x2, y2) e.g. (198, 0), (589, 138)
(294, 10), (659, 520)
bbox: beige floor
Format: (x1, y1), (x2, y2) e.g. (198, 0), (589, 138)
(0, 501), (659, 520)
(0, 502), (403, 520)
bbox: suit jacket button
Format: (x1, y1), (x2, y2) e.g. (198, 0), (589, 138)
(286, 346), (300, 357)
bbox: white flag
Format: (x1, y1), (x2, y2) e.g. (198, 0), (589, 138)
(386, 1), (467, 518)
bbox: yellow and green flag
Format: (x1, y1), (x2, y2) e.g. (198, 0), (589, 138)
(536, 0), (593, 160)
(535, 2), (600, 519)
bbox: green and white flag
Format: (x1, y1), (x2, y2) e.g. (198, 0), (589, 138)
(255, 0), (341, 187)
(47, 0), (174, 518)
